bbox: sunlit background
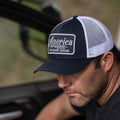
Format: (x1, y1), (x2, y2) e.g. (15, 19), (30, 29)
(0, 0), (120, 87)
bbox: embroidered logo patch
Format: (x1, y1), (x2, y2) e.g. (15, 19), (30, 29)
(48, 33), (76, 55)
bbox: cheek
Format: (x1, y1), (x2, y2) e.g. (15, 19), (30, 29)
(85, 70), (107, 97)
(75, 69), (107, 97)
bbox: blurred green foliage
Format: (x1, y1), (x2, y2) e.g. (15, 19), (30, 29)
(108, 0), (120, 5)
(21, 0), (42, 11)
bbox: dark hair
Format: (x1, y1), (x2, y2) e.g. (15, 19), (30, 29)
(94, 45), (120, 69)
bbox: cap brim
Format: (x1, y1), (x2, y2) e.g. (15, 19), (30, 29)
(33, 58), (93, 75)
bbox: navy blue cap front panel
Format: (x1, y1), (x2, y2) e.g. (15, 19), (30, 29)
(48, 17), (87, 59)
(34, 16), (94, 74)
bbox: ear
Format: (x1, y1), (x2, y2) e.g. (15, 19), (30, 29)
(101, 51), (114, 73)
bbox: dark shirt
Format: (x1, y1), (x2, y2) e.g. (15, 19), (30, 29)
(72, 86), (120, 120)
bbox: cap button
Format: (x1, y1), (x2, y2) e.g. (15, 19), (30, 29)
(73, 15), (78, 19)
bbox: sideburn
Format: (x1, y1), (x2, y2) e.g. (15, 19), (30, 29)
(93, 68), (109, 104)
(93, 55), (103, 69)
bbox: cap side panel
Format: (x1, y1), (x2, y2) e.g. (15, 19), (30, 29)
(77, 17), (89, 58)
(77, 16), (113, 58)
(85, 17), (114, 51)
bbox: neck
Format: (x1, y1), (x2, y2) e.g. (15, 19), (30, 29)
(97, 63), (120, 106)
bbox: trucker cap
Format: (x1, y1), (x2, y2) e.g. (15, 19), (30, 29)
(34, 16), (113, 75)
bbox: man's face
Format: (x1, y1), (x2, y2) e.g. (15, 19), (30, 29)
(57, 60), (108, 107)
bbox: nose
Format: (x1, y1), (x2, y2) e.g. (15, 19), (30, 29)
(57, 74), (71, 88)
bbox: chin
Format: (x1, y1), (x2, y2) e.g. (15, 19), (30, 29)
(69, 96), (90, 107)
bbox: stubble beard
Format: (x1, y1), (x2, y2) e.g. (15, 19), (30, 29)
(64, 87), (92, 107)
(67, 83), (107, 107)
(69, 93), (92, 107)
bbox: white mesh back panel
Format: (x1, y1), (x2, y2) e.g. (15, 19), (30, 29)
(77, 16), (113, 58)
(81, 18), (106, 48)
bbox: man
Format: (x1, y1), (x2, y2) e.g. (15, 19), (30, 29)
(34, 16), (120, 120)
